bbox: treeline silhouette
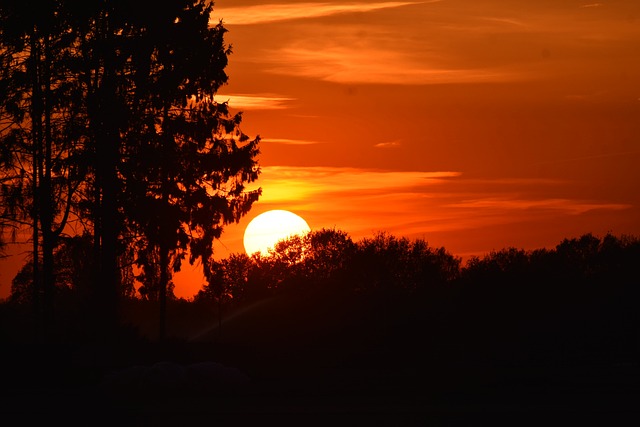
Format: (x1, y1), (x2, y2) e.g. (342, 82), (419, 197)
(2, 229), (638, 362)
(200, 229), (640, 368)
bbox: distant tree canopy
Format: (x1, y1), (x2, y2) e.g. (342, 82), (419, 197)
(460, 232), (640, 289)
(16, 228), (631, 311)
(4, 227), (639, 355)
(194, 230), (639, 306)
(192, 230), (640, 365)
(0, 0), (261, 338)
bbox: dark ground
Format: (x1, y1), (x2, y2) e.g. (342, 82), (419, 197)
(2, 290), (640, 425)
(2, 346), (639, 426)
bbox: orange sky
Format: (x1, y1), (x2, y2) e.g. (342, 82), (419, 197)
(1, 0), (639, 300)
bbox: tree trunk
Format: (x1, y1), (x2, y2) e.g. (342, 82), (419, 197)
(158, 104), (171, 342)
(29, 29), (43, 342)
(159, 242), (168, 342)
(40, 34), (55, 340)
(95, 101), (120, 339)
(92, 15), (121, 339)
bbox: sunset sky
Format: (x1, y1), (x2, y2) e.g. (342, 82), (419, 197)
(1, 0), (639, 300)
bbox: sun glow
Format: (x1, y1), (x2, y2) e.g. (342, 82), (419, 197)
(243, 210), (311, 256)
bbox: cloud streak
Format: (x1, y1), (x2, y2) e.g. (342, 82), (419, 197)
(374, 140), (402, 148)
(250, 166), (460, 204)
(267, 46), (515, 85)
(261, 138), (325, 145)
(215, 94), (295, 110)
(448, 198), (630, 215)
(243, 166), (631, 240)
(213, 1), (433, 25)
(238, 1), (640, 85)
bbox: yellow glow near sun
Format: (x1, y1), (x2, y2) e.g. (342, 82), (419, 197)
(243, 210), (311, 256)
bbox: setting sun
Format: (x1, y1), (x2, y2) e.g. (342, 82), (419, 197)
(243, 209), (311, 256)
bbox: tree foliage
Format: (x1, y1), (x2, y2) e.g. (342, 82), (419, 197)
(0, 0), (261, 340)
(196, 228), (462, 304)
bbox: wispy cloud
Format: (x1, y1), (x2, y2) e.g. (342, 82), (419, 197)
(242, 167), (631, 240)
(215, 94), (294, 110)
(478, 17), (530, 28)
(261, 138), (325, 145)
(448, 198), (630, 215)
(267, 45), (514, 85)
(249, 166), (460, 203)
(374, 140), (402, 148)
(213, 1), (433, 26)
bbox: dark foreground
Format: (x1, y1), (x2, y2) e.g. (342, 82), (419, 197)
(2, 342), (639, 426)
(2, 289), (640, 425)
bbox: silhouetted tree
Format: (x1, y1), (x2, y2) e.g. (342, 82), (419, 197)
(197, 253), (253, 303)
(0, 0), (88, 339)
(9, 262), (34, 305)
(1, 1), (261, 344)
(461, 247), (534, 289)
(346, 232), (459, 295)
(113, 1), (261, 340)
(300, 228), (356, 284)
(8, 231), (138, 313)
(134, 246), (176, 302)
